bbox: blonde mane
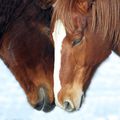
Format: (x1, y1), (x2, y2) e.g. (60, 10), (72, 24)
(52, 0), (88, 33)
(52, 0), (120, 45)
(91, 0), (120, 45)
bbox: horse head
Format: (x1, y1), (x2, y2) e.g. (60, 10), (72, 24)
(51, 0), (117, 112)
(0, 0), (55, 112)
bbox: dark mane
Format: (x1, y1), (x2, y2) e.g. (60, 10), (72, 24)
(0, 0), (53, 46)
(0, 0), (32, 38)
(31, 6), (53, 27)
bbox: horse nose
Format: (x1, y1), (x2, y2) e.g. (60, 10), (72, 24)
(63, 100), (74, 112)
(43, 100), (55, 112)
(62, 92), (84, 112)
(34, 87), (55, 112)
(63, 94), (84, 112)
(34, 99), (55, 112)
(34, 99), (44, 110)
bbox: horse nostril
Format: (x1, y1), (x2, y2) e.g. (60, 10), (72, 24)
(43, 100), (55, 112)
(34, 87), (45, 111)
(37, 87), (55, 112)
(63, 100), (74, 112)
(34, 99), (44, 111)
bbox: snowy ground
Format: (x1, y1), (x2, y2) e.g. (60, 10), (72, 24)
(0, 52), (120, 120)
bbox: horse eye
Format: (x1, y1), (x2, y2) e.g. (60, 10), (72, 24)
(72, 39), (81, 47)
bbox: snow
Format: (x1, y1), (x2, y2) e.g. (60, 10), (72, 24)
(0, 52), (120, 120)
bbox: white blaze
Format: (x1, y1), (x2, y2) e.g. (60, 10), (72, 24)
(52, 20), (66, 107)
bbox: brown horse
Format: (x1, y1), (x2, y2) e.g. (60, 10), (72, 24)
(51, 0), (120, 112)
(0, 0), (55, 112)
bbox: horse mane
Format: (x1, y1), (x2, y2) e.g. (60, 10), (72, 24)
(0, 0), (53, 47)
(52, 0), (80, 33)
(32, 6), (53, 27)
(52, 0), (93, 33)
(91, 0), (120, 45)
(0, 0), (32, 39)
(52, 0), (120, 45)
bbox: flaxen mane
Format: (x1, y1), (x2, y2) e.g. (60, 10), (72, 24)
(91, 0), (120, 45)
(52, 0), (120, 45)
(52, 0), (93, 33)
(52, 0), (79, 33)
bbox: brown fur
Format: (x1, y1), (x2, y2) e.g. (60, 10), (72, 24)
(0, 0), (55, 112)
(52, 0), (120, 111)
(35, 0), (56, 9)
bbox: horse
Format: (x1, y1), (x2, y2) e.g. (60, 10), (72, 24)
(0, 0), (55, 112)
(51, 0), (120, 112)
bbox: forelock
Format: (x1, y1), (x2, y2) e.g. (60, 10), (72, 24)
(52, 0), (89, 34)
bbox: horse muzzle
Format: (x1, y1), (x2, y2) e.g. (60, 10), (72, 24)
(56, 87), (84, 112)
(63, 93), (85, 112)
(34, 87), (55, 112)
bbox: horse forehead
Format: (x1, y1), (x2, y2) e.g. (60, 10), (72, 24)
(52, 19), (66, 43)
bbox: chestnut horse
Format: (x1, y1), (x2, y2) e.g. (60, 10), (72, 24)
(0, 0), (55, 112)
(52, 0), (120, 112)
